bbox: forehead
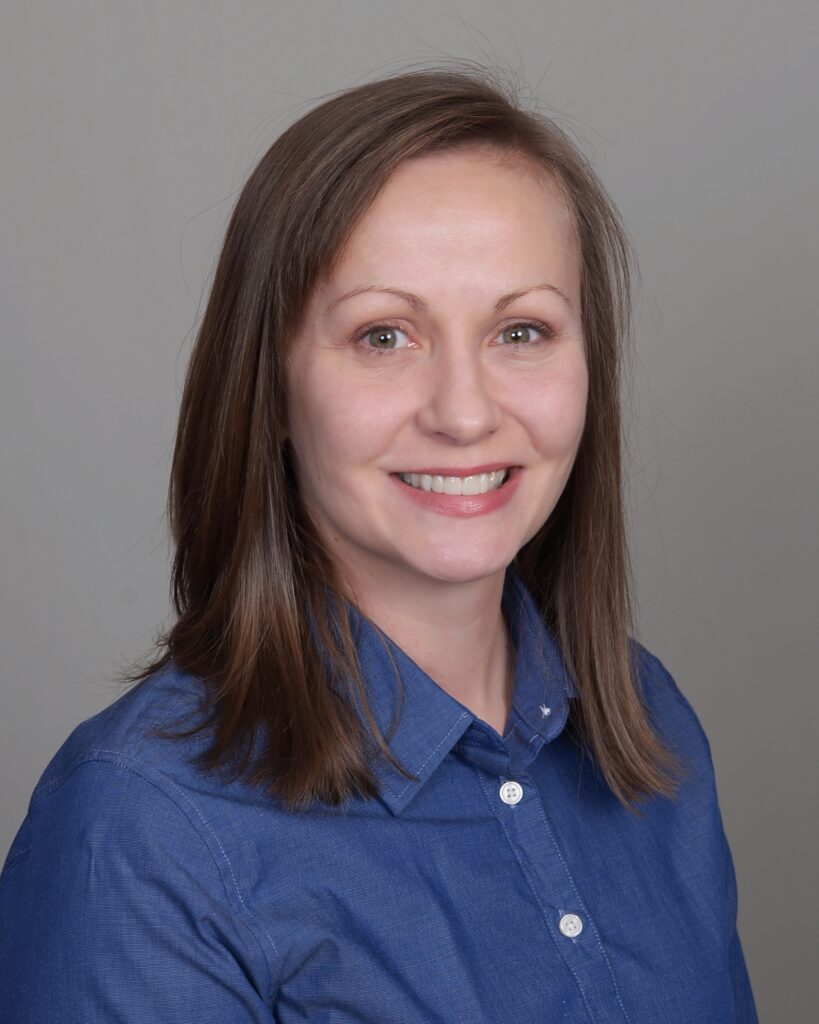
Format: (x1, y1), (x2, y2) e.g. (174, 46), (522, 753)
(317, 147), (580, 308)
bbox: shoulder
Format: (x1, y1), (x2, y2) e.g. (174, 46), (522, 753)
(1, 663), (278, 1006)
(4, 661), (229, 880)
(627, 637), (716, 775)
(30, 659), (210, 801)
(625, 638), (743, 925)
(3, 661), (240, 895)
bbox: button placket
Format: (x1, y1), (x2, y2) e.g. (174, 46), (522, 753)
(476, 762), (631, 1021)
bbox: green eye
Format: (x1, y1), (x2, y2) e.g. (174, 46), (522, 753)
(356, 321), (410, 357)
(501, 323), (546, 345)
(364, 327), (400, 350)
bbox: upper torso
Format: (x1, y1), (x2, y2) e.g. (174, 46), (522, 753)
(0, 570), (758, 1022)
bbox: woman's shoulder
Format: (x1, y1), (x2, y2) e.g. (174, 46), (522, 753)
(627, 637), (716, 770)
(2, 659), (274, 943)
(6, 660), (284, 899)
(0, 662), (277, 1016)
(29, 659), (211, 804)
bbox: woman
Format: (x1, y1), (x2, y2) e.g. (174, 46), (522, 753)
(0, 66), (758, 1021)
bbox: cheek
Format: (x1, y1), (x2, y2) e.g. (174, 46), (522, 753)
(519, 358), (589, 455)
(287, 362), (405, 474)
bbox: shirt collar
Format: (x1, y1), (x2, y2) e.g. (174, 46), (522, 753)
(333, 566), (578, 816)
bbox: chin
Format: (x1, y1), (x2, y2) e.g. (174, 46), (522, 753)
(404, 551), (514, 585)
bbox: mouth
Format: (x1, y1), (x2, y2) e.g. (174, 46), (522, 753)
(392, 467), (516, 496)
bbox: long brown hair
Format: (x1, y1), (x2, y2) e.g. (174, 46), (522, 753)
(121, 62), (685, 814)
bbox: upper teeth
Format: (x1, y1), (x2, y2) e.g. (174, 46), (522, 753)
(398, 470), (509, 495)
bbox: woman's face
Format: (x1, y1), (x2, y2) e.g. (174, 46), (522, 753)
(283, 146), (588, 594)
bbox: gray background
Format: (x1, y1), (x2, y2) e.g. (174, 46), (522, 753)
(2, 1), (816, 1017)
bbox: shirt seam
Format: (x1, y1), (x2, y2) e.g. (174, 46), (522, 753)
(31, 693), (194, 801)
(30, 749), (280, 1002)
(1, 844), (32, 875)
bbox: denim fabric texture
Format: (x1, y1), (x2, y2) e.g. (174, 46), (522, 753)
(0, 566), (758, 1022)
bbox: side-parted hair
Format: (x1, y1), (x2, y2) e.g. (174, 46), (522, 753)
(121, 62), (685, 814)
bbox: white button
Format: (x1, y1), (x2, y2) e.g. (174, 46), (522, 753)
(499, 780), (523, 805)
(559, 913), (583, 937)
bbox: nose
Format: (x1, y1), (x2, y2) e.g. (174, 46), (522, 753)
(415, 333), (503, 444)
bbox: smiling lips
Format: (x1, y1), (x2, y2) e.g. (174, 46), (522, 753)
(392, 462), (518, 497)
(398, 469), (509, 495)
(390, 465), (521, 515)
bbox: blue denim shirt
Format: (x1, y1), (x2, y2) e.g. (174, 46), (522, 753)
(0, 567), (758, 1022)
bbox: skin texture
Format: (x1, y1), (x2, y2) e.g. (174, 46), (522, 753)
(283, 146), (587, 735)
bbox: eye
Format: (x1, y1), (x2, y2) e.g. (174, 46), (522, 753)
(498, 320), (556, 347)
(355, 321), (411, 357)
(353, 317), (556, 358)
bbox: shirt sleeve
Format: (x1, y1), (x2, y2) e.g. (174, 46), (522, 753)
(0, 756), (275, 1023)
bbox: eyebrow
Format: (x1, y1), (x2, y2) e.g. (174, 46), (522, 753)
(323, 282), (573, 316)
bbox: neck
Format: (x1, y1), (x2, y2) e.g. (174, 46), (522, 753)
(337, 562), (515, 735)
